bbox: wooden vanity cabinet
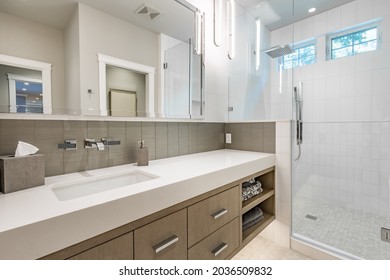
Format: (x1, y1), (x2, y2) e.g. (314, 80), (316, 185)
(42, 167), (275, 260)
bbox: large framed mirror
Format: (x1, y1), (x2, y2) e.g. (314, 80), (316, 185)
(0, 0), (204, 119)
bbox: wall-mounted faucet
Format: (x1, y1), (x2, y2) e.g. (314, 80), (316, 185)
(84, 138), (121, 150)
(84, 138), (104, 151)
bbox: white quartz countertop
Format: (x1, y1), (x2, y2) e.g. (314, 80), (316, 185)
(0, 149), (275, 259)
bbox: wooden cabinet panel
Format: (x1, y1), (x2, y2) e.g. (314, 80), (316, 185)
(188, 218), (239, 260)
(68, 232), (133, 260)
(134, 209), (187, 260)
(188, 186), (239, 247)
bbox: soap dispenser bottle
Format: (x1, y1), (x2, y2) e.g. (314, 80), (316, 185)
(137, 140), (149, 166)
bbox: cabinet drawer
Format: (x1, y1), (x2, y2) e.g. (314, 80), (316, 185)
(134, 209), (187, 260)
(188, 217), (239, 260)
(68, 232), (133, 260)
(188, 186), (239, 247)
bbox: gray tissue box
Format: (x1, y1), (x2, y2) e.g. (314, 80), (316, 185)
(0, 154), (45, 194)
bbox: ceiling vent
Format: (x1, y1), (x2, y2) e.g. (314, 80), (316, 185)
(134, 4), (162, 21)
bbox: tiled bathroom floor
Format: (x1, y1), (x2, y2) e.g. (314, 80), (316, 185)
(293, 187), (390, 259)
(232, 235), (311, 260)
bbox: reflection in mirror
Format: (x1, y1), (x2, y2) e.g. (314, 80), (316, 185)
(0, 54), (52, 114)
(106, 66), (145, 117)
(98, 54), (155, 118)
(7, 74), (43, 114)
(158, 1), (204, 119)
(0, 0), (202, 119)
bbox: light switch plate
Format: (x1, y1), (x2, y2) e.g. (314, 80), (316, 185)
(226, 133), (232, 144)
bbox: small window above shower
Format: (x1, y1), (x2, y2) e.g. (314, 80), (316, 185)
(279, 39), (316, 70)
(326, 19), (382, 60)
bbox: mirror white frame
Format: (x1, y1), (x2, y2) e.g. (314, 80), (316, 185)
(0, 54), (52, 114)
(98, 53), (155, 117)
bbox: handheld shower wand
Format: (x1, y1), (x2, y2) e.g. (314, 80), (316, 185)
(294, 82), (303, 160)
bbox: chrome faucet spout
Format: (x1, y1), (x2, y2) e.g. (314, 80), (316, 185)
(84, 138), (97, 149)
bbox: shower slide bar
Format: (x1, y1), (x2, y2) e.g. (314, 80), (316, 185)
(294, 82), (303, 161)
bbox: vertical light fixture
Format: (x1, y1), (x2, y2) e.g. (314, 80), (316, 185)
(256, 19), (261, 70)
(227, 0), (235, 60)
(214, 0), (222, 47)
(194, 11), (203, 55)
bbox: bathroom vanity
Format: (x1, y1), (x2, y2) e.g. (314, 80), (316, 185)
(0, 149), (275, 260)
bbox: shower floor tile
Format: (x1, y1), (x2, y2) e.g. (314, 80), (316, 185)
(293, 189), (390, 259)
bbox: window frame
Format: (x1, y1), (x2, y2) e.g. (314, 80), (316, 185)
(326, 19), (382, 60)
(280, 39), (317, 70)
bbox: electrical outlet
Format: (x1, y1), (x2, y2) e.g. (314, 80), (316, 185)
(226, 133), (232, 144)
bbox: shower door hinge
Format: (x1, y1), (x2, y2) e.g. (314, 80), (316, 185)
(228, 106), (234, 112)
(163, 62), (168, 69)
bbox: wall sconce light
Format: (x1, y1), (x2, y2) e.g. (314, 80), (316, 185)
(214, 0), (222, 47)
(256, 19), (261, 70)
(279, 63), (283, 93)
(194, 11), (203, 55)
(227, 0), (235, 60)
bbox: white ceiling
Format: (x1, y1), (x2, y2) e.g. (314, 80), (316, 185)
(0, 0), (195, 41)
(236, 0), (355, 30)
(0, 0), (356, 36)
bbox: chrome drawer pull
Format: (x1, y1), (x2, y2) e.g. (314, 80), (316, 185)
(211, 208), (228, 219)
(153, 235), (179, 253)
(212, 242), (228, 256)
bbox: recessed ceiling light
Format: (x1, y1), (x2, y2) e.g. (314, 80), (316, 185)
(308, 7), (316, 13)
(22, 88), (27, 91)
(24, 82), (29, 85)
(35, 97), (39, 100)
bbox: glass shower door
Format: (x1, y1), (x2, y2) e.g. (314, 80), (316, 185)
(164, 41), (191, 118)
(291, 0), (390, 259)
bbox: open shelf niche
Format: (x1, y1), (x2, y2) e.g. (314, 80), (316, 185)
(240, 166), (275, 246)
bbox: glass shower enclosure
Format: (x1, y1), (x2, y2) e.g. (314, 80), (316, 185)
(227, 0), (389, 259)
(291, 0), (390, 259)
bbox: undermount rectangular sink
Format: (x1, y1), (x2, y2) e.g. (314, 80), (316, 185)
(51, 170), (158, 201)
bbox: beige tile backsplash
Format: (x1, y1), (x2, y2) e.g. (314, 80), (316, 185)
(0, 120), (275, 177)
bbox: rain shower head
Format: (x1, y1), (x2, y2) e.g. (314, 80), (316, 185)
(264, 44), (293, 58)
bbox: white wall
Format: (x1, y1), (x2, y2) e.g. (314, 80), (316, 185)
(64, 7), (81, 115)
(0, 11), (65, 114)
(77, 3), (158, 115)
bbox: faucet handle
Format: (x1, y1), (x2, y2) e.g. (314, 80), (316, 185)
(101, 138), (121, 147)
(58, 139), (77, 150)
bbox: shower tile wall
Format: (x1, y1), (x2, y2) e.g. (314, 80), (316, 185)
(295, 122), (390, 218)
(0, 120), (225, 177)
(288, 0), (390, 217)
